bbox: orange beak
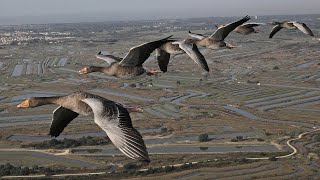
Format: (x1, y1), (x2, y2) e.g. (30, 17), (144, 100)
(79, 67), (89, 74)
(17, 100), (30, 108)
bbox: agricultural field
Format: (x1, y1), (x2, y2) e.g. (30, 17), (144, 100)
(0, 14), (319, 179)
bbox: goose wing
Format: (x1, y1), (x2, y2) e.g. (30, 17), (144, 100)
(96, 52), (122, 65)
(156, 48), (171, 72)
(269, 25), (283, 38)
(119, 36), (173, 67)
(209, 15), (250, 40)
(292, 22), (314, 36)
(241, 23), (262, 28)
(188, 30), (206, 40)
(50, 106), (79, 137)
(173, 40), (209, 72)
(82, 98), (149, 162)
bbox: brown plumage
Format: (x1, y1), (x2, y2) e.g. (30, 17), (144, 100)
(233, 23), (262, 35)
(17, 91), (149, 162)
(79, 36), (173, 78)
(156, 39), (209, 72)
(188, 15), (250, 49)
(269, 21), (314, 38)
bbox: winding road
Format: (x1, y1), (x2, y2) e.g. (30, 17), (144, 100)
(247, 128), (320, 160)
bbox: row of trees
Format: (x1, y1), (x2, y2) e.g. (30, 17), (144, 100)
(21, 136), (110, 149)
(0, 163), (64, 176)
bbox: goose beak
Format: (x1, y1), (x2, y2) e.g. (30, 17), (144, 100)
(17, 100), (30, 108)
(79, 67), (89, 74)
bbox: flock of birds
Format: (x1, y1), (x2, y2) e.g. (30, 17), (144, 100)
(17, 16), (315, 162)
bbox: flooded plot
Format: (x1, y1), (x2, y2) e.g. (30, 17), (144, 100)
(50, 57), (59, 67)
(25, 63), (32, 75)
(11, 64), (24, 77)
(57, 58), (68, 66)
(0, 119), (51, 127)
(244, 90), (307, 104)
(258, 95), (320, 111)
(292, 61), (315, 70)
(37, 63), (41, 74)
(0, 150), (98, 168)
(246, 91), (319, 108)
(0, 114), (51, 121)
(171, 93), (200, 105)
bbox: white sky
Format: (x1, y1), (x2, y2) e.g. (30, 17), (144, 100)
(1, 0), (320, 23)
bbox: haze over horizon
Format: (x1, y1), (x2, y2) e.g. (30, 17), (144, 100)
(1, 0), (320, 25)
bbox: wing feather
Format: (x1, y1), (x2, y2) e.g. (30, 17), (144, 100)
(173, 41), (209, 72)
(209, 15), (250, 40)
(269, 25), (283, 38)
(96, 53), (122, 65)
(293, 22), (314, 36)
(82, 98), (149, 161)
(156, 48), (171, 72)
(50, 106), (79, 137)
(119, 36), (173, 67)
(188, 30), (206, 40)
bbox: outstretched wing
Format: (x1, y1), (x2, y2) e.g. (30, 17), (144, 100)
(82, 98), (149, 162)
(119, 36), (173, 67)
(49, 106), (79, 137)
(210, 15), (250, 40)
(96, 52), (122, 65)
(156, 48), (171, 72)
(188, 30), (206, 40)
(292, 22), (314, 36)
(269, 25), (283, 38)
(241, 23), (263, 28)
(173, 40), (209, 72)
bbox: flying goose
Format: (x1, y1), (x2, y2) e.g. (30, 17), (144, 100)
(269, 21), (314, 38)
(79, 36), (173, 78)
(188, 15), (250, 49)
(215, 23), (264, 35)
(17, 91), (149, 162)
(233, 23), (265, 35)
(156, 39), (209, 72)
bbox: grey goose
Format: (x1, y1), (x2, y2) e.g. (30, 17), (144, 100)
(269, 21), (314, 38)
(17, 91), (149, 162)
(79, 36), (173, 78)
(188, 15), (250, 49)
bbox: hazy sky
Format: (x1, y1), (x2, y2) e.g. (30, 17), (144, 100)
(1, 0), (320, 24)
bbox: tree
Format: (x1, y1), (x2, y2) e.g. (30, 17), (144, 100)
(199, 134), (209, 142)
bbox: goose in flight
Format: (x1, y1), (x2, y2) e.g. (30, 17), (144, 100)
(79, 36), (173, 78)
(269, 21), (314, 38)
(215, 23), (265, 35)
(17, 91), (149, 162)
(188, 15), (250, 49)
(233, 23), (265, 35)
(156, 39), (209, 72)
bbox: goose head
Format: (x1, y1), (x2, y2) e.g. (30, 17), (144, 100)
(79, 66), (94, 74)
(17, 97), (44, 108)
